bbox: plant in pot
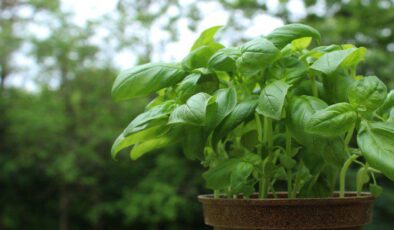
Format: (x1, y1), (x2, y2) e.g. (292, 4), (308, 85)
(111, 24), (394, 230)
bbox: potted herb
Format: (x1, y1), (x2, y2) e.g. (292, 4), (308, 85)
(111, 24), (394, 229)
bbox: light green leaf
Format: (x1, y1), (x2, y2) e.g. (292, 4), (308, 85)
(182, 43), (224, 70)
(310, 47), (366, 75)
(369, 184), (383, 198)
(256, 80), (291, 120)
(236, 37), (280, 77)
(267, 23), (321, 49)
(168, 92), (213, 126)
(306, 103), (357, 137)
(124, 101), (176, 135)
(357, 121), (394, 181)
(130, 129), (181, 160)
(348, 76), (387, 111)
(191, 25), (223, 51)
(112, 63), (186, 101)
(291, 37), (312, 51)
(111, 123), (169, 159)
(208, 47), (241, 72)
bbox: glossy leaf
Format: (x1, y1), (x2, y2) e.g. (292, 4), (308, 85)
(208, 47), (241, 72)
(182, 43), (224, 70)
(168, 93), (213, 126)
(348, 76), (387, 111)
(256, 80), (291, 120)
(306, 103), (357, 137)
(310, 47), (366, 75)
(111, 123), (169, 159)
(212, 96), (258, 147)
(112, 63), (186, 101)
(376, 90), (394, 116)
(267, 23), (321, 49)
(236, 37), (280, 77)
(206, 87), (237, 129)
(357, 121), (394, 181)
(124, 101), (176, 135)
(191, 25), (223, 51)
(176, 72), (219, 102)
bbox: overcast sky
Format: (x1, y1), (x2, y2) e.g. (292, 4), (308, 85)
(9, 0), (308, 90)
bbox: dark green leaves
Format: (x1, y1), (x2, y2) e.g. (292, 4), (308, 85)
(112, 63), (186, 101)
(267, 24), (321, 49)
(191, 25), (223, 51)
(357, 121), (394, 181)
(236, 37), (280, 77)
(306, 103), (357, 137)
(310, 47), (366, 75)
(348, 76), (387, 111)
(256, 80), (291, 120)
(212, 96), (258, 146)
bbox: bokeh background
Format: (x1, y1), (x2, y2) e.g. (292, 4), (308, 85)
(1, 0), (394, 229)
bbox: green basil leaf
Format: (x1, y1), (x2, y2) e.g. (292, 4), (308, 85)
(348, 76), (387, 111)
(111, 123), (169, 159)
(321, 70), (355, 104)
(112, 63), (186, 101)
(310, 47), (366, 75)
(291, 37), (312, 51)
(306, 102), (357, 137)
(356, 168), (370, 193)
(168, 92), (213, 126)
(369, 184), (383, 198)
(206, 87), (238, 129)
(287, 97), (347, 167)
(191, 25), (223, 51)
(376, 90), (394, 116)
(256, 80), (291, 120)
(208, 47), (241, 72)
(124, 101), (176, 135)
(266, 23), (321, 49)
(176, 72), (219, 102)
(230, 162), (254, 190)
(182, 43), (224, 70)
(266, 57), (308, 85)
(236, 37), (280, 77)
(212, 96), (258, 147)
(286, 95), (328, 147)
(182, 126), (206, 160)
(203, 158), (240, 190)
(357, 120), (394, 181)
(279, 154), (296, 169)
(130, 128), (181, 160)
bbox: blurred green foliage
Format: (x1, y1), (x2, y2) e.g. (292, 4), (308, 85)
(1, 0), (394, 229)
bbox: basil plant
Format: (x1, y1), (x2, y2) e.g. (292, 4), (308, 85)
(111, 24), (394, 199)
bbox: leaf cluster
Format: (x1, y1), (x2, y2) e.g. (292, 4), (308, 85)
(111, 24), (394, 199)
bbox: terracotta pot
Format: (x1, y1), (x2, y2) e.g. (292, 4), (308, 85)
(198, 192), (374, 230)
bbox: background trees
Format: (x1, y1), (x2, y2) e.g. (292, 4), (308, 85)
(1, 0), (393, 229)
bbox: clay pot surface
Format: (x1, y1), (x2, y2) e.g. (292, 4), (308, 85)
(198, 192), (374, 230)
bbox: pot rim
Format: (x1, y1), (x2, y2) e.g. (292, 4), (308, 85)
(198, 192), (374, 206)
